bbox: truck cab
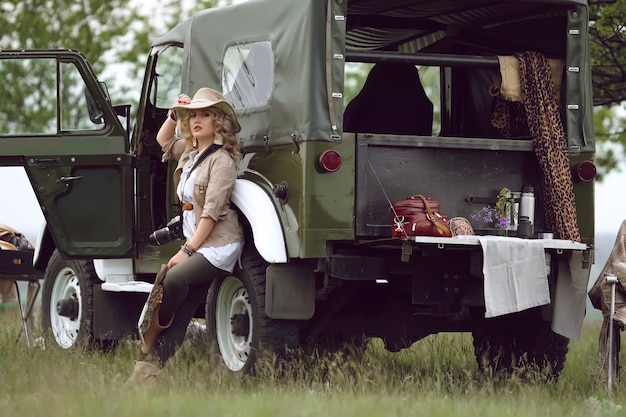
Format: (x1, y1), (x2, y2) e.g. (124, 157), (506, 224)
(0, 0), (594, 380)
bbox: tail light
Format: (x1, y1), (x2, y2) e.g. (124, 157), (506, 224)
(318, 150), (342, 173)
(572, 160), (596, 183)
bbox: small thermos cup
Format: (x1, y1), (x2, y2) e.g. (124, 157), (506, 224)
(518, 185), (535, 239)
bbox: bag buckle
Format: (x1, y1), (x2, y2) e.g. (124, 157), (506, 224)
(393, 216), (406, 233)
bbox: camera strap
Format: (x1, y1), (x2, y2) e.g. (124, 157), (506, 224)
(189, 143), (222, 176)
(179, 143), (223, 213)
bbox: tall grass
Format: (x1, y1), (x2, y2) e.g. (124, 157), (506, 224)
(0, 303), (624, 417)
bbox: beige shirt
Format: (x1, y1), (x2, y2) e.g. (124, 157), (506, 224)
(161, 136), (243, 249)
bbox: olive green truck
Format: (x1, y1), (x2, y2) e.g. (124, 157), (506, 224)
(0, 0), (595, 380)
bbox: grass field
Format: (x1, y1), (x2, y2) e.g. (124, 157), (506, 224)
(0, 303), (624, 417)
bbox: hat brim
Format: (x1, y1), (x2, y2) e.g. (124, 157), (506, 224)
(173, 99), (241, 133)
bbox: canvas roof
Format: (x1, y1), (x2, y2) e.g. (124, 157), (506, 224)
(152, 0), (589, 146)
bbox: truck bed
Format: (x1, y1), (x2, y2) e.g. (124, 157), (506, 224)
(355, 133), (544, 238)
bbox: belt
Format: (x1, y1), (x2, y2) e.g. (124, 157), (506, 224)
(181, 203), (194, 211)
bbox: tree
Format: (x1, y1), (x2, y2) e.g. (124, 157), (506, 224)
(588, 0), (626, 180)
(589, 0), (626, 106)
(593, 106), (626, 181)
(0, 0), (225, 111)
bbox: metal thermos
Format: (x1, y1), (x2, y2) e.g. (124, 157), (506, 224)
(509, 191), (520, 231)
(517, 185), (535, 239)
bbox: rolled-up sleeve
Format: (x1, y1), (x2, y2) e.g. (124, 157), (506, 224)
(161, 136), (187, 162)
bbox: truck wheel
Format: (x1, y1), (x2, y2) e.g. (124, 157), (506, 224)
(472, 307), (569, 382)
(41, 249), (98, 350)
(205, 245), (298, 376)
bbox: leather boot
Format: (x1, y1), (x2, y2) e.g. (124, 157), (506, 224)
(141, 304), (173, 355)
(127, 360), (161, 386)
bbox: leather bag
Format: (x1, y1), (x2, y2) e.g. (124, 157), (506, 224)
(391, 194), (452, 238)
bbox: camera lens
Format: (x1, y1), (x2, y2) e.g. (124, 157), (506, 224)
(149, 227), (172, 246)
(149, 216), (183, 246)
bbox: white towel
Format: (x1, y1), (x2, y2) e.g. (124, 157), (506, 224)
(478, 236), (550, 318)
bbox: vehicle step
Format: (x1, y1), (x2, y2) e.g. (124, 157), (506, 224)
(101, 281), (153, 293)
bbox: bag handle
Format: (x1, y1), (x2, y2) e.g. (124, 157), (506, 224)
(413, 194), (451, 237)
(412, 194), (435, 216)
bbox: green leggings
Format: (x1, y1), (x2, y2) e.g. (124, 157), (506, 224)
(153, 253), (228, 364)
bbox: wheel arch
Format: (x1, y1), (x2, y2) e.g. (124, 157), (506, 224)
(231, 179), (287, 263)
(33, 223), (56, 272)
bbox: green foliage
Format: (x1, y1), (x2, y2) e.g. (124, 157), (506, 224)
(2, 0), (145, 80)
(0, 0), (224, 117)
(594, 106), (626, 182)
(588, 0), (626, 180)
(589, 0), (626, 107)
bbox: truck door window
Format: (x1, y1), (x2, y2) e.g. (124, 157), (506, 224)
(222, 41), (273, 109)
(60, 61), (104, 131)
(0, 58), (57, 135)
(0, 57), (104, 135)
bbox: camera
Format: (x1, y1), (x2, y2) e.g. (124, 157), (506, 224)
(149, 216), (184, 246)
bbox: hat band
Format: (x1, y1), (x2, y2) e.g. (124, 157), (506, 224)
(189, 98), (217, 106)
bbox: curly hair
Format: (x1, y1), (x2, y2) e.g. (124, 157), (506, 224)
(177, 107), (241, 162)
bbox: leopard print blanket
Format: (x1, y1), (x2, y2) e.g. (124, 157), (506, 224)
(492, 51), (581, 242)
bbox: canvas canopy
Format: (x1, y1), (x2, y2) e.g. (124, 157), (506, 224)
(151, 0), (589, 147)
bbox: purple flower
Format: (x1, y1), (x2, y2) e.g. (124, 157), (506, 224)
(472, 205), (510, 230)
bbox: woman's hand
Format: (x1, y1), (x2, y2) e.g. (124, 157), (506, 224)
(177, 94), (191, 105)
(167, 250), (191, 269)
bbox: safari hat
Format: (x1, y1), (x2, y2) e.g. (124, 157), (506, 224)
(173, 87), (241, 133)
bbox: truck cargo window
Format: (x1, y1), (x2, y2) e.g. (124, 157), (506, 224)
(343, 62), (440, 136)
(222, 41), (273, 109)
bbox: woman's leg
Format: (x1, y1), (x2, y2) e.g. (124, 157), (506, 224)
(151, 280), (210, 365)
(152, 254), (228, 364)
(159, 253), (225, 323)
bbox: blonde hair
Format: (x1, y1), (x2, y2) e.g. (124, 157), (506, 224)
(177, 107), (241, 162)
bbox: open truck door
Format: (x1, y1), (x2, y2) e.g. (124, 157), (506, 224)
(0, 50), (133, 258)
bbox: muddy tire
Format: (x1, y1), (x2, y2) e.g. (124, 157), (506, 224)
(41, 249), (99, 350)
(472, 307), (569, 382)
(205, 245), (298, 376)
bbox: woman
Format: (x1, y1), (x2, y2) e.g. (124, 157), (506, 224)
(129, 87), (244, 384)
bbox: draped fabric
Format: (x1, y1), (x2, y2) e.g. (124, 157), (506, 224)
(516, 51), (581, 242)
(588, 220), (626, 384)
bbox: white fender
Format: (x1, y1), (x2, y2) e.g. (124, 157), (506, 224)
(232, 179), (287, 263)
(93, 258), (134, 283)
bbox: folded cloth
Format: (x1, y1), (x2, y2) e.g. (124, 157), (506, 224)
(478, 236), (549, 318)
(552, 250), (589, 340)
(495, 55), (564, 102)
